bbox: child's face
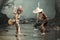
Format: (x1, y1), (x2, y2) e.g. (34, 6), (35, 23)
(17, 10), (21, 14)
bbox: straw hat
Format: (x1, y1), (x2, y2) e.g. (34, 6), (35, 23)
(33, 7), (43, 13)
(8, 19), (15, 26)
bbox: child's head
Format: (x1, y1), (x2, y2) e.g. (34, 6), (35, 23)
(17, 5), (23, 14)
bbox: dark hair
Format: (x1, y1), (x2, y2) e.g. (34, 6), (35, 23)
(17, 8), (23, 14)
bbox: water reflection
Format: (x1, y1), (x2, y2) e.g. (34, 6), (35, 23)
(16, 36), (19, 40)
(42, 34), (46, 40)
(0, 24), (60, 40)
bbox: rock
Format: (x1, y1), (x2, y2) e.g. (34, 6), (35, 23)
(0, 12), (9, 28)
(0, 12), (9, 24)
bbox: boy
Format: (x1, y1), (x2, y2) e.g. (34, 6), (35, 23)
(13, 6), (23, 37)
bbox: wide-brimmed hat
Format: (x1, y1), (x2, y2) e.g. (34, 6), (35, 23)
(33, 7), (43, 13)
(8, 19), (15, 26)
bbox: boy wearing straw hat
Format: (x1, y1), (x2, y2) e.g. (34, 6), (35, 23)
(33, 7), (48, 35)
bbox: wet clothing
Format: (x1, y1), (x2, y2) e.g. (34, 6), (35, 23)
(14, 13), (21, 35)
(34, 13), (48, 32)
(34, 19), (48, 29)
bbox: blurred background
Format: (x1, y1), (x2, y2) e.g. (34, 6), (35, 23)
(0, 0), (60, 40)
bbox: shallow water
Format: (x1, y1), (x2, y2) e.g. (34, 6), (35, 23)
(0, 24), (60, 40)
